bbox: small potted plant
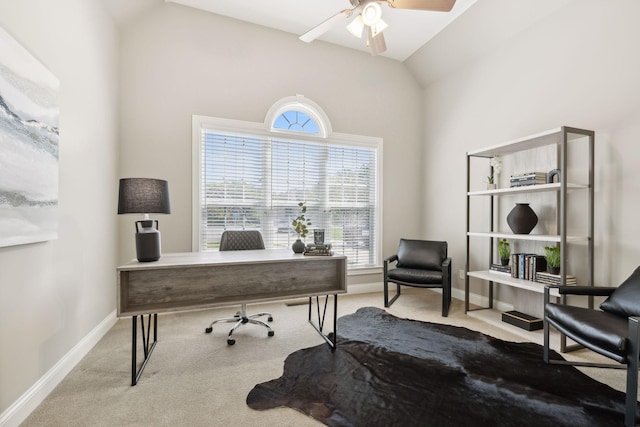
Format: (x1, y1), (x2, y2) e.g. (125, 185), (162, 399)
(498, 239), (510, 266)
(544, 245), (561, 275)
(291, 202), (311, 253)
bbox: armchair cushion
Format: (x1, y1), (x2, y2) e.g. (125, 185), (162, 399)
(396, 239), (446, 271)
(545, 304), (628, 361)
(600, 266), (640, 317)
(387, 268), (443, 286)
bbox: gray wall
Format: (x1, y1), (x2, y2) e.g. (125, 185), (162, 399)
(0, 0), (119, 416)
(406, 0), (640, 300)
(117, 2), (426, 280)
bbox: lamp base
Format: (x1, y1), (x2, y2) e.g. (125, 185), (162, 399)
(135, 219), (161, 262)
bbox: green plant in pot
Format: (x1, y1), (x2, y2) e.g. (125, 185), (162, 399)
(544, 245), (561, 275)
(498, 239), (510, 266)
(291, 202), (311, 253)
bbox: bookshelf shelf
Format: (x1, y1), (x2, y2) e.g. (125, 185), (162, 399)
(466, 232), (590, 243)
(467, 271), (562, 296)
(467, 182), (587, 197)
(464, 126), (595, 352)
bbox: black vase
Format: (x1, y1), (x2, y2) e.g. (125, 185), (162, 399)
(507, 203), (538, 234)
(292, 239), (305, 254)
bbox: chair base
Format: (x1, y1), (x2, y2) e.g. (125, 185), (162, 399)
(384, 282), (451, 317)
(205, 303), (274, 345)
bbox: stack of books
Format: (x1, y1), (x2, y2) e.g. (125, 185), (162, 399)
(510, 172), (547, 187)
(304, 243), (334, 256)
(535, 272), (577, 285)
(489, 263), (511, 275)
(510, 253), (547, 281)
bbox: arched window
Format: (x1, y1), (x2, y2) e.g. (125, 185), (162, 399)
(265, 95), (332, 138)
(193, 95), (381, 271)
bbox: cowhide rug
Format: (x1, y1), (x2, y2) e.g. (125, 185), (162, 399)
(247, 307), (635, 427)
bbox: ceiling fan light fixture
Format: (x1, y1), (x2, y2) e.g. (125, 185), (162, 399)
(366, 26), (387, 56)
(370, 18), (388, 37)
(361, 2), (382, 27)
(346, 14), (365, 38)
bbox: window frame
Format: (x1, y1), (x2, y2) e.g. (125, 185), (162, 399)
(191, 104), (383, 272)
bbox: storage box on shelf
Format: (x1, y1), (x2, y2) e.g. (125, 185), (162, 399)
(464, 126), (594, 351)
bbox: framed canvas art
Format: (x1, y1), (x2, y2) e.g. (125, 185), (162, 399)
(0, 25), (60, 247)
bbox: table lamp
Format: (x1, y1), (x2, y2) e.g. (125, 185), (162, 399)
(118, 178), (171, 262)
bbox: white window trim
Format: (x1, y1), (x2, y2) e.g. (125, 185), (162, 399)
(265, 94), (332, 138)
(191, 111), (383, 271)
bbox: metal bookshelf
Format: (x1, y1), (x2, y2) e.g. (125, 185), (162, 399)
(465, 126), (594, 352)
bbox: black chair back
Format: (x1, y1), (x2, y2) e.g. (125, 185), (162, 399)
(219, 230), (265, 251)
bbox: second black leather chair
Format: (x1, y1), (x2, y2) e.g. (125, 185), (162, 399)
(384, 238), (451, 316)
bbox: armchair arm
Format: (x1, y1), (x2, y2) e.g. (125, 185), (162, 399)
(557, 286), (617, 296)
(384, 254), (398, 264)
(544, 285), (617, 306)
(383, 254), (398, 279)
(442, 257), (452, 284)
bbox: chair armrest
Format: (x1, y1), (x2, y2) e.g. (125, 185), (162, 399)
(544, 285), (617, 306)
(557, 286), (617, 296)
(442, 258), (451, 269)
(383, 254), (398, 278)
(442, 257), (451, 284)
(384, 254), (398, 264)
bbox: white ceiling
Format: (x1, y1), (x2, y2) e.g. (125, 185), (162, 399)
(164, 0), (477, 61)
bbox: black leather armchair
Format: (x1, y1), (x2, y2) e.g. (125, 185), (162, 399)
(544, 266), (640, 427)
(384, 239), (451, 316)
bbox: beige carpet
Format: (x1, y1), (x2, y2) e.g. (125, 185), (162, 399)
(22, 290), (629, 426)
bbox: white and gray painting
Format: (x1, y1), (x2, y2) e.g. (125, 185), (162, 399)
(0, 26), (59, 247)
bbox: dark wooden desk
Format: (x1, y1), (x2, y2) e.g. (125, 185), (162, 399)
(117, 250), (347, 385)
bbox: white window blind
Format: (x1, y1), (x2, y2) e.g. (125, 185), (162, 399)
(195, 118), (381, 269)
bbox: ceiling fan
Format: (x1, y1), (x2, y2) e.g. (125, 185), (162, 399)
(299, 0), (457, 56)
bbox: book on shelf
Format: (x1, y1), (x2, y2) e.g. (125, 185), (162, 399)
(510, 172), (547, 180)
(510, 178), (547, 187)
(535, 272), (577, 285)
(509, 172), (547, 187)
(510, 253), (547, 281)
(489, 264), (511, 275)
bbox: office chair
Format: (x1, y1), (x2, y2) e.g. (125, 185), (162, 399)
(384, 238), (451, 316)
(204, 230), (274, 345)
(544, 266), (640, 426)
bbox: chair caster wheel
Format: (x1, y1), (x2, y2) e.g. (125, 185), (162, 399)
(205, 327), (213, 334)
(268, 316), (273, 322)
(227, 338), (235, 345)
(268, 331), (274, 337)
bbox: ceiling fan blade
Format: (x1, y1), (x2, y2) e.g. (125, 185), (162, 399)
(367, 27), (387, 56)
(299, 8), (355, 43)
(385, 0), (456, 12)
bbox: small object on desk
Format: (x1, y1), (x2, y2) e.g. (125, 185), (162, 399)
(502, 310), (543, 331)
(304, 243), (333, 256)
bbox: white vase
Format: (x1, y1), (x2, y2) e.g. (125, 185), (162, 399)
(486, 183), (497, 190)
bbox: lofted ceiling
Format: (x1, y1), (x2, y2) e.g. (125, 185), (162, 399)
(162, 0), (477, 61)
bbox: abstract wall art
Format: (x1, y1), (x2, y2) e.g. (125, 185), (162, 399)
(0, 25), (60, 247)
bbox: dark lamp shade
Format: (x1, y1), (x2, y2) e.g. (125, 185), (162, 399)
(118, 178), (171, 215)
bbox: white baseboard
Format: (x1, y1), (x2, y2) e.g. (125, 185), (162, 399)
(346, 282), (382, 295)
(0, 310), (117, 427)
(451, 287), (514, 312)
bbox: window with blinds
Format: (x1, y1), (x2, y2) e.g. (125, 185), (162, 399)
(193, 111), (381, 270)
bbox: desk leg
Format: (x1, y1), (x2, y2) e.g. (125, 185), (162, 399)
(308, 294), (338, 351)
(131, 313), (157, 386)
